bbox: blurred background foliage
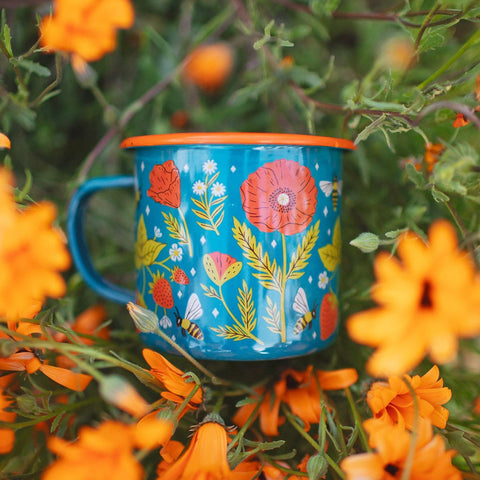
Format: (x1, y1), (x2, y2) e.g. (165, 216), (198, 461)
(1, 0), (480, 476)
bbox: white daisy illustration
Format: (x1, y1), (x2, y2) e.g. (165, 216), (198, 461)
(211, 181), (226, 197)
(192, 180), (207, 195)
(159, 315), (172, 328)
(318, 271), (329, 289)
(169, 243), (183, 262)
(202, 159), (217, 174)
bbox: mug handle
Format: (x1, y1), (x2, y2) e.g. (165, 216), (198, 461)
(67, 175), (136, 304)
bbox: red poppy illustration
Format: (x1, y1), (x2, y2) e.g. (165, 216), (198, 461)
(240, 159), (317, 235)
(147, 160), (181, 208)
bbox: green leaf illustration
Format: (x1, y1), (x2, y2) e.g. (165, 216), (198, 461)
(318, 218), (341, 272)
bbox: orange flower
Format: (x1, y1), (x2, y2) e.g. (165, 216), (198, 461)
(148, 160), (181, 208)
(340, 420), (461, 480)
(143, 349), (203, 407)
(158, 418), (234, 480)
(0, 133), (11, 149)
(366, 365), (451, 430)
(380, 36), (416, 71)
(0, 388), (16, 454)
(0, 168), (70, 327)
(233, 366), (358, 436)
(43, 420), (143, 480)
(423, 142), (445, 172)
(40, 0), (134, 63)
(452, 113), (469, 128)
(134, 410), (175, 450)
(183, 43), (234, 92)
(240, 158), (318, 235)
(0, 325), (92, 392)
(347, 220), (480, 377)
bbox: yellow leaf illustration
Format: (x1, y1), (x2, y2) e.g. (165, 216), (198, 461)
(318, 219), (341, 272)
(203, 254), (221, 286)
(221, 261), (243, 284)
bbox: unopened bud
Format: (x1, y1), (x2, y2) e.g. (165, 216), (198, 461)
(307, 453), (329, 480)
(0, 339), (17, 357)
(127, 302), (158, 333)
(100, 374), (150, 418)
(349, 232), (380, 253)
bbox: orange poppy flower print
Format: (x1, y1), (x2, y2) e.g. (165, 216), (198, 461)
(40, 0), (134, 63)
(240, 159), (318, 235)
(148, 160), (181, 208)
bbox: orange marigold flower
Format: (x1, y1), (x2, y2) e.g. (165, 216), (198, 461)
(158, 418), (235, 480)
(423, 142), (445, 172)
(183, 43), (234, 92)
(0, 388), (16, 454)
(143, 349), (203, 407)
(452, 113), (470, 128)
(0, 133), (11, 150)
(233, 366), (358, 436)
(347, 220), (480, 378)
(340, 420), (461, 480)
(40, 0), (134, 63)
(366, 365), (451, 430)
(0, 168), (70, 327)
(43, 420), (143, 480)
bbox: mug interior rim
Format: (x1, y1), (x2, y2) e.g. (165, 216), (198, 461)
(120, 132), (356, 150)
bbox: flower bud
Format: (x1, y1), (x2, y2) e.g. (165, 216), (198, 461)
(99, 374), (150, 418)
(127, 302), (158, 333)
(307, 453), (329, 480)
(349, 232), (380, 253)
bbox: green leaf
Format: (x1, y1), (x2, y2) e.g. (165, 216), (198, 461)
(10, 58), (51, 77)
(405, 162), (427, 188)
(431, 185), (450, 203)
(140, 239), (165, 266)
(318, 244), (340, 271)
(2, 23), (13, 56)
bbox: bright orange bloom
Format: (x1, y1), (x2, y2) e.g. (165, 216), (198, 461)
(183, 43), (234, 92)
(423, 142), (445, 172)
(347, 220), (480, 377)
(43, 420), (143, 480)
(0, 133), (10, 149)
(40, 0), (134, 63)
(366, 365), (451, 430)
(134, 410), (175, 450)
(452, 113), (470, 128)
(233, 366), (358, 436)
(0, 388), (16, 454)
(157, 440), (185, 477)
(142, 349), (203, 407)
(340, 420), (461, 480)
(0, 168), (71, 327)
(380, 36), (416, 71)
(158, 419), (235, 480)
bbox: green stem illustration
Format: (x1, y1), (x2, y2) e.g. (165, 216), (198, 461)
(178, 207), (193, 256)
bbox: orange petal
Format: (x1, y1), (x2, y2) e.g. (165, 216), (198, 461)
(0, 428), (15, 454)
(0, 133), (10, 149)
(317, 368), (358, 390)
(39, 364), (92, 391)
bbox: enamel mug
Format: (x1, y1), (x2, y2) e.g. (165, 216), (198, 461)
(67, 133), (355, 360)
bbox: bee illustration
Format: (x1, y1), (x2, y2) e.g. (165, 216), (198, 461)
(292, 287), (317, 335)
(319, 175), (342, 211)
(174, 293), (204, 340)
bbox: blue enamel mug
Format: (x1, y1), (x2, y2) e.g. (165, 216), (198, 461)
(67, 133), (355, 360)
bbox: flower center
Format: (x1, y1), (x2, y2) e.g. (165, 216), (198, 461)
(420, 280), (433, 308)
(269, 187), (296, 213)
(384, 463), (400, 476)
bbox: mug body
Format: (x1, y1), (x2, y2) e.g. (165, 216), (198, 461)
(122, 133), (354, 361)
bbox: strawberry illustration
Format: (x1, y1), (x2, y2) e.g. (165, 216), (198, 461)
(171, 266), (190, 285)
(149, 272), (174, 309)
(320, 292), (338, 340)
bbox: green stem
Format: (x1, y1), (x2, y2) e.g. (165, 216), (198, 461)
(283, 406), (346, 479)
(174, 381), (202, 418)
(417, 28), (480, 90)
(344, 387), (371, 452)
(280, 233), (287, 343)
(178, 207), (193, 256)
(0, 37), (27, 94)
(29, 53), (63, 108)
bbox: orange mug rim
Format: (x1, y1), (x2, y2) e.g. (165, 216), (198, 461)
(120, 132), (356, 150)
